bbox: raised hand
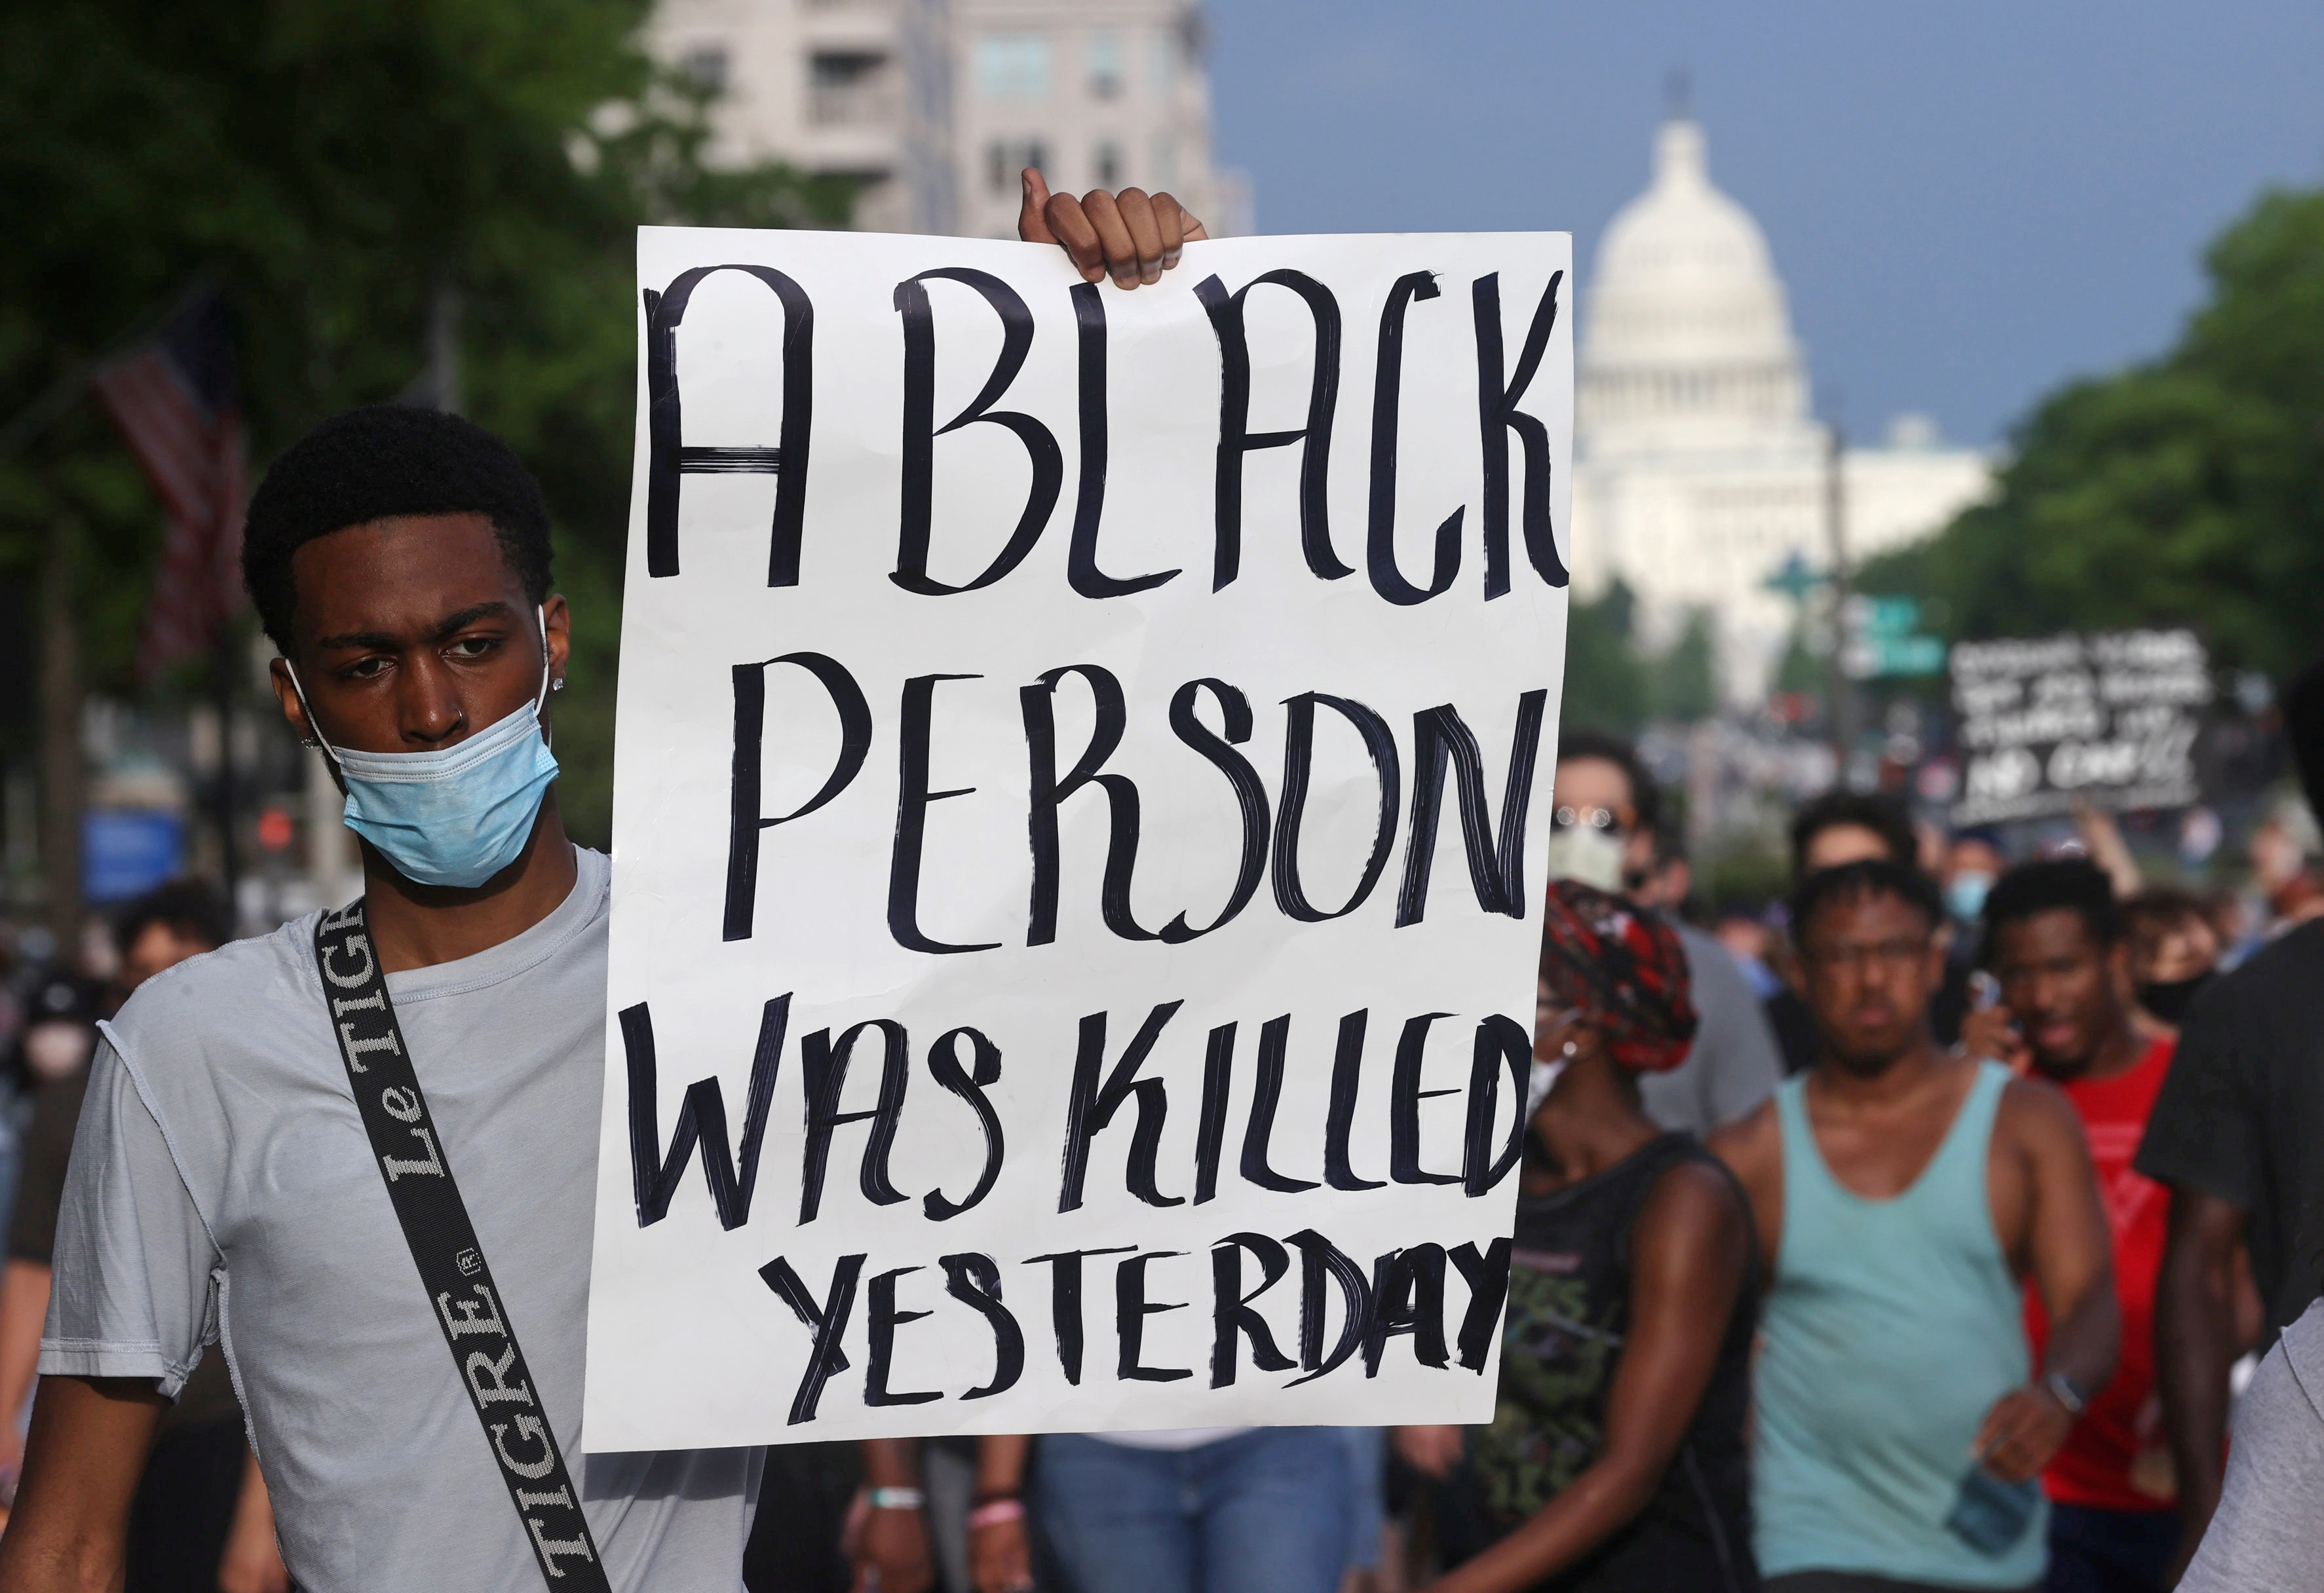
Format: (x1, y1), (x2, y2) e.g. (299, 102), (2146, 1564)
(1017, 167), (1208, 289)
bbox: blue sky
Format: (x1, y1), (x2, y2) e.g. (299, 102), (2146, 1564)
(1206, 1), (2324, 447)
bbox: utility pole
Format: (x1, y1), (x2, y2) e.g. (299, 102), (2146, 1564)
(1823, 417), (1861, 772)
(37, 518), (85, 958)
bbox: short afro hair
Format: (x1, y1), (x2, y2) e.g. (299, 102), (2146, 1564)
(1787, 789), (1916, 878)
(241, 405), (552, 652)
(1979, 857), (2119, 964)
(1790, 857), (1945, 945)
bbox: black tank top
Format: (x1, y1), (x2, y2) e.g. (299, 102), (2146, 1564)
(1464, 1132), (1760, 1593)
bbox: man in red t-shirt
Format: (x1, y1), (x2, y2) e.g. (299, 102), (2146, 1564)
(1987, 857), (2179, 1591)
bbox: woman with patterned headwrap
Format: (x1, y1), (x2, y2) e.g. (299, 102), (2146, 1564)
(1397, 879), (1763, 1593)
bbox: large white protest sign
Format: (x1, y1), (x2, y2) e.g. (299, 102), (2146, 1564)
(584, 225), (1572, 1450)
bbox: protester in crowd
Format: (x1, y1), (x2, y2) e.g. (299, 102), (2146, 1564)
(1713, 859), (2118, 1593)
(965, 1420), (1349, 1593)
(1552, 730), (1781, 1133)
(1630, 822), (1693, 916)
(1943, 831), (2008, 931)
(1711, 907), (1784, 1003)
(0, 969), (102, 1495)
(1395, 879), (1758, 1593)
(0, 174), (1196, 1592)
(2240, 790), (2323, 940)
(1773, 789), (1972, 1069)
(0, 883), (283, 1593)
(2167, 1294), (2324, 1592)
(2116, 888), (2220, 1037)
(1983, 860), (2180, 1591)
(2137, 652), (2324, 1579)
(1787, 790), (1919, 879)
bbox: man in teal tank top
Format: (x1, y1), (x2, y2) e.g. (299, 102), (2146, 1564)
(1714, 859), (2118, 1592)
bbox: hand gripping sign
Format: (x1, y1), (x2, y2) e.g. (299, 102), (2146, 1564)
(584, 225), (1572, 1448)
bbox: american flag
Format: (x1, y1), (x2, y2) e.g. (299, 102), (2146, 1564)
(91, 290), (246, 679)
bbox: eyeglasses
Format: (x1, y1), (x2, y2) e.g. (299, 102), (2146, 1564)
(1800, 936), (1933, 971)
(1552, 804), (1628, 834)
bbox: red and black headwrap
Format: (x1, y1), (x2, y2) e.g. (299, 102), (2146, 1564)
(1539, 879), (1698, 1073)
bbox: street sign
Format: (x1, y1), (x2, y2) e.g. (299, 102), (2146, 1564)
(1841, 595), (1947, 679)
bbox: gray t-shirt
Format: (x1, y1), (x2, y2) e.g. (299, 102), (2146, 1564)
(1639, 922), (1784, 1136)
(2181, 1296), (2324, 1591)
(43, 848), (759, 1591)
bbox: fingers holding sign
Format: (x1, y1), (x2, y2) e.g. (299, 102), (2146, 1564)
(1018, 167), (1208, 288)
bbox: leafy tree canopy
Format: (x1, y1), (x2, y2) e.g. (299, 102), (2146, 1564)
(1861, 185), (2324, 679)
(0, 0), (846, 844)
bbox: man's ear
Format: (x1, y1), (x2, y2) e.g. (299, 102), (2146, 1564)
(542, 593), (572, 689)
(269, 657), (313, 741)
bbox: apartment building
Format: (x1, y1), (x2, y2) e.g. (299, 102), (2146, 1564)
(645, 0), (1244, 238)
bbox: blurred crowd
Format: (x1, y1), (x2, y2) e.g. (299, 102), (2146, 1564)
(723, 652), (2324, 1593)
(4, 680), (2319, 1593)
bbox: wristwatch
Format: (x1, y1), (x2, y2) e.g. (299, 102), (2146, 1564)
(2042, 1370), (2090, 1416)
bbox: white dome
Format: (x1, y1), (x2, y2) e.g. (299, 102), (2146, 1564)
(1579, 119), (1812, 454)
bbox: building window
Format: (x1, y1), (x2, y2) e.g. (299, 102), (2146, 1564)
(1088, 31), (1125, 100)
(976, 32), (1052, 101)
(988, 138), (1049, 193)
(680, 43), (730, 96)
(1094, 140), (1123, 188)
(809, 51), (890, 126)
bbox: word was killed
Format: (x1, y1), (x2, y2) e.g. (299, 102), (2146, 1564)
(620, 999), (1532, 1231)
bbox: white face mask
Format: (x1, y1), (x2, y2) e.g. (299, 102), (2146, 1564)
(1544, 822), (1626, 893)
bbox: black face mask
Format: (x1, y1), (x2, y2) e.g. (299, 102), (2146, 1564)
(2138, 972), (2214, 1026)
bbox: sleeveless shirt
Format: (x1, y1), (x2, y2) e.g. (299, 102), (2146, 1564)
(1754, 1060), (2045, 1587)
(1468, 1132), (1759, 1593)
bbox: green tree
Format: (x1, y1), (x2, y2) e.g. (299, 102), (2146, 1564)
(1648, 609), (1717, 724)
(1862, 185), (2324, 677)
(0, 0), (846, 876)
(1561, 578), (1650, 734)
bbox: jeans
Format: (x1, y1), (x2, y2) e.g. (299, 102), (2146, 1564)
(2045, 1503), (2179, 1593)
(1035, 1429), (1350, 1593)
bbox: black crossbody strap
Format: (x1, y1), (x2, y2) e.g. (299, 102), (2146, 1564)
(314, 901), (613, 1591)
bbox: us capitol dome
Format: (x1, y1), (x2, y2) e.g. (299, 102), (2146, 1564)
(1567, 114), (1990, 700)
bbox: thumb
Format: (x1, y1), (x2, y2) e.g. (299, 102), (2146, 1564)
(1018, 168), (1056, 243)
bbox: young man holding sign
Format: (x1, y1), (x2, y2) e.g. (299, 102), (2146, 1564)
(0, 174), (1208, 1592)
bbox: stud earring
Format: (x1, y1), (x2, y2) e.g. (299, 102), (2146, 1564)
(552, 677), (566, 692)
(302, 737), (322, 750)
(1561, 1040), (1578, 1059)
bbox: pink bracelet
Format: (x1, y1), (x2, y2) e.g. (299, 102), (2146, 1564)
(967, 1499), (1026, 1530)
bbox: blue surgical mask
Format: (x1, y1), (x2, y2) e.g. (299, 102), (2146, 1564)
(1947, 871), (1994, 924)
(289, 616), (560, 889)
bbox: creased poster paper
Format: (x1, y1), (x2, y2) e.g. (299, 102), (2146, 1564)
(584, 225), (1572, 1450)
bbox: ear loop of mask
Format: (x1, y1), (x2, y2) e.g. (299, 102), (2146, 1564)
(284, 604), (556, 766)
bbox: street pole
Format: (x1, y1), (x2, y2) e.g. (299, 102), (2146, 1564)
(1824, 418), (1860, 774)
